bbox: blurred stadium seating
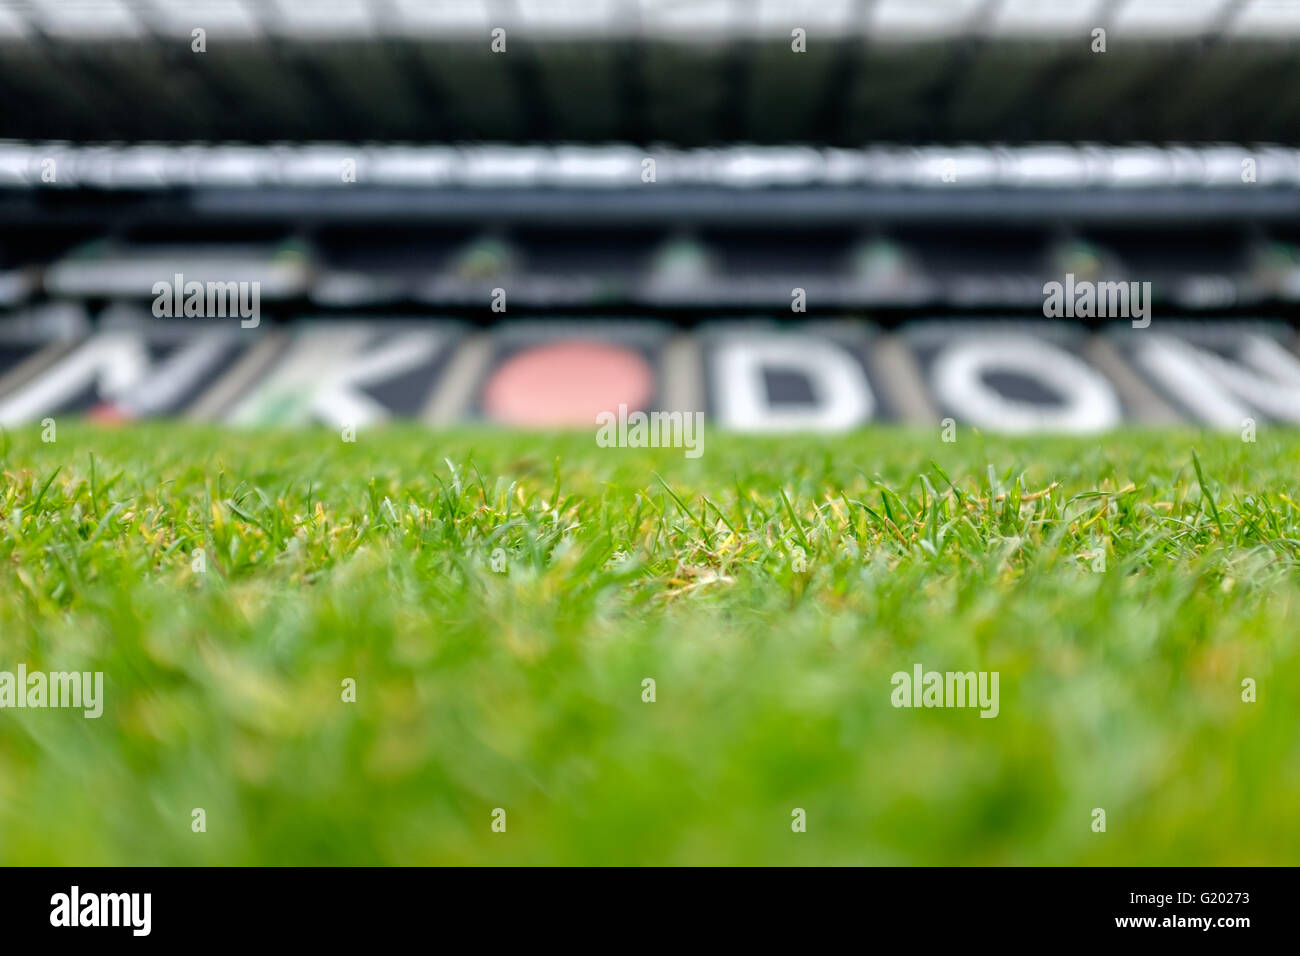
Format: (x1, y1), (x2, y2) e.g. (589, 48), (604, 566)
(0, 0), (1297, 431)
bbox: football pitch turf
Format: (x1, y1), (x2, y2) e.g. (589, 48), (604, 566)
(1, 424), (1298, 865)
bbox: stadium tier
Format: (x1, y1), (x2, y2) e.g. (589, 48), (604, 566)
(3, 143), (1300, 312)
(0, 312), (1296, 431)
(1, 138), (1298, 432)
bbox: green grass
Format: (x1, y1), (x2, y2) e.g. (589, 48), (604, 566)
(1, 423), (1299, 865)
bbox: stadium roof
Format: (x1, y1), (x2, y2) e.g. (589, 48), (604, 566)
(3, 1), (1300, 39)
(4, 1), (1300, 143)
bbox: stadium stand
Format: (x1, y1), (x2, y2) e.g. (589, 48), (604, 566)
(0, 0), (1297, 431)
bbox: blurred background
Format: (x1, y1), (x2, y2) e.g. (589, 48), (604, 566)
(0, 0), (1298, 431)
(3, 0), (1300, 874)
